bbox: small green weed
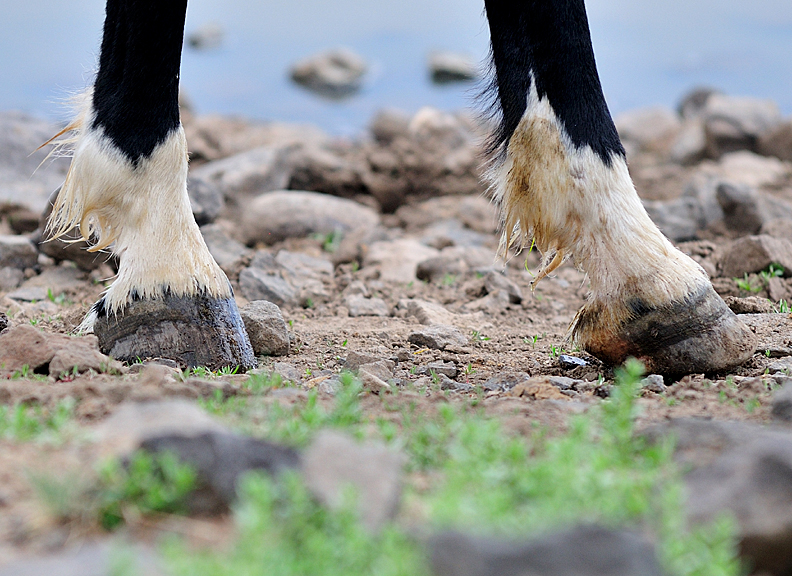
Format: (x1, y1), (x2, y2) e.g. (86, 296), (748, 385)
(97, 450), (197, 530)
(0, 400), (75, 442)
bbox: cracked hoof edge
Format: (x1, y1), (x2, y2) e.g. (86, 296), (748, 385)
(573, 284), (757, 376)
(94, 293), (257, 371)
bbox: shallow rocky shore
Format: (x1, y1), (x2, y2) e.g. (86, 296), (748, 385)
(3, 89), (792, 574)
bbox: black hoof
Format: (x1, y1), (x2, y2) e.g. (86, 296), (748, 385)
(574, 283), (757, 376)
(93, 293), (257, 371)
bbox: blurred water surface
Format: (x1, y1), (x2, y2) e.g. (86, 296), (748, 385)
(1, 0), (791, 135)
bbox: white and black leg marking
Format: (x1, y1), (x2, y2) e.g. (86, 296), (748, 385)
(484, 0), (755, 375)
(48, 0), (255, 370)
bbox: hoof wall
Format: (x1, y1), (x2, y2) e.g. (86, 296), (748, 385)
(94, 294), (257, 371)
(576, 284), (757, 376)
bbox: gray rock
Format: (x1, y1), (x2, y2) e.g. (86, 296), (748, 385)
(0, 541), (166, 576)
(238, 267), (297, 306)
(302, 430), (404, 531)
(408, 325), (468, 351)
(186, 22), (224, 50)
(558, 355), (587, 370)
(428, 51), (478, 83)
(425, 360), (458, 379)
(0, 266), (24, 291)
(187, 175), (224, 225)
(290, 48), (367, 97)
(724, 296), (774, 314)
(716, 182), (767, 235)
(398, 299), (458, 326)
(141, 431), (300, 514)
(6, 286), (49, 302)
(771, 382), (792, 422)
(759, 119), (792, 162)
(416, 254), (468, 282)
(370, 109), (411, 145)
(761, 218), (792, 243)
(678, 87), (720, 119)
(718, 235), (792, 278)
(482, 372), (530, 392)
(483, 271), (522, 304)
(345, 294), (389, 317)
(430, 526), (663, 576)
(439, 374), (473, 392)
(271, 361), (301, 384)
(615, 106), (681, 154)
(0, 111), (71, 214)
(768, 358), (792, 375)
(240, 190), (379, 246)
(276, 250), (334, 279)
(189, 145), (293, 203)
(639, 374), (665, 393)
(200, 223), (252, 270)
(671, 117), (707, 165)
(702, 94), (783, 158)
(341, 351), (382, 372)
(643, 196), (703, 242)
(0, 234), (38, 269)
(285, 144), (368, 199)
(421, 219), (493, 249)
(357, 360), (395, 382)
(364, 239), (439, 282)
(239, 300), (290, 356)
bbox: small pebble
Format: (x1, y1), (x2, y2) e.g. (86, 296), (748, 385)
(558, 354), (588, 370)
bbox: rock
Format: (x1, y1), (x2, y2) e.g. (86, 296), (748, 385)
(187, 175), (224, 225)
(0, 540), (167, 576)
(461, 289), (511, 313)
(430, 526), (663, 576)
(302, 430), (405, 531)
(421, 219), (493, 250)
(428, 51), (478, 83)
(6, 286), (49, 302)
(0, 234), (38, 269)
(759, 119), (792, 162)
(716, 151), (791, 190)
(724, 295), (775, 314)
(0, 111), (71, 214)
(702, 94), (782, 158)
(239, 300), (290, 356)
(290, 48), (367, 97)
(671, 118), (707, 165)
(239, 190), (379, 246)
(184, 114), (328, 164)
(408, 325), (468, 350)
(677, 86), (720, 119)
(186, 21), (224, 50)
(0, 266), (24, 291)
(370, 109), (410, 144)
(715, 181), (792, 235)
(344, 294), (389, 317)
(94, 399), (228, 458)
(439, 374), (473, 392)
(238, 267), (298, 306)
(771, 382), (792, 422)
(718, 235), (792, 278)
(200, 223), (252, 270)
(190, 146), (293, 205)
(399, 299), (458, 326)
(364, 239), (439, 282)
(645, 419), (792, 575)
(482, 372), (530, 392)
(761, 218), (792, 243)
(639, 374), (665, 393)
(271, 361), (301, 384)
(615, 106), (681, 154)
(344, 351), (393, 373)
(416, 254), (468, 282)
(141, 431), (300, 514)
(643, 196), (703, 242)
(558, 355), (588, 370)
(286, 144), (368, 200)
(768, 358), (792, 375)
(357, 360), (395, 382)
(0, 325), (118, 377)
(276, 250), (334, 279)
(425, 360), (458, 378)
(483, 271), (521, 304)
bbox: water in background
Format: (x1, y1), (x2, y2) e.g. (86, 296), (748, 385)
(2, 0), (791, 135)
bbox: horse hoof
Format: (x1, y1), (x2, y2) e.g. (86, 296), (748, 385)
(93, 293), (257, 371)
(573, 283), (757, 376)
